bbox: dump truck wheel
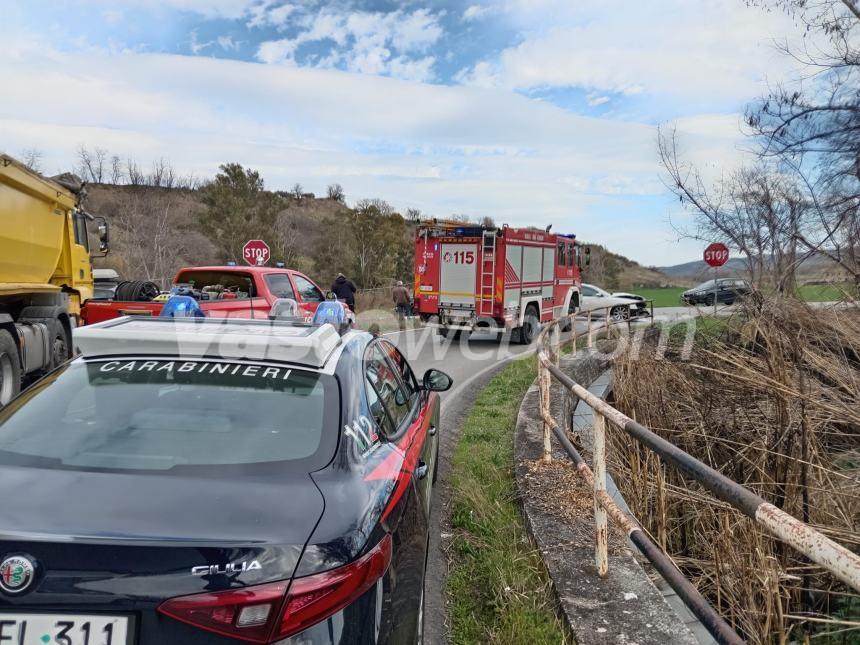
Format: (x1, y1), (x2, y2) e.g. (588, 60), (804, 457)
(0, 329), (22, 407)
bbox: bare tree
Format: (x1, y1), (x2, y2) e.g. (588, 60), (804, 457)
(126, 158), (144, 186)
(273, 209), (302, 268)
(110, 155), (123, 184)
(354, 198), (394, 217)
(659, 127), (809, 293)
(76, 145), (107, 183)
(405, 207), (422, 222)
(326, 183), (345, 203)
(149, 158), (176, 189)
(291, 183), (304, 203)
(19, 148), (44, 174)
(744, 0), (860, 290)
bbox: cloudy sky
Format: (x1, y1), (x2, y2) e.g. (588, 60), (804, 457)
(1, 0), (808, 265)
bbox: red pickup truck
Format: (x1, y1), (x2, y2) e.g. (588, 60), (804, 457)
(81, 266), (340, 325)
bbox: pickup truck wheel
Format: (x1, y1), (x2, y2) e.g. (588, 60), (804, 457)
(0, 330), (22, 407)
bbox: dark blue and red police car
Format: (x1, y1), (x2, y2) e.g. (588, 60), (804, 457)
(0, 316), (450, 644)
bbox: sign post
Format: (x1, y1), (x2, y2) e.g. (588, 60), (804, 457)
(703, 242), (729, 314)
(242, 240), (271, 267)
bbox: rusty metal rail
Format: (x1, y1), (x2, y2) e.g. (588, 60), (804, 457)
(534, 304), (860, 645)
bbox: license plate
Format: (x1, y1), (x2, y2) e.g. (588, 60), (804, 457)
(0, 614), (130, 645)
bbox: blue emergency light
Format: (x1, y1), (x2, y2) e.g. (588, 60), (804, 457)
(160, 295), (205, 318)
(312, 300), (348, 333)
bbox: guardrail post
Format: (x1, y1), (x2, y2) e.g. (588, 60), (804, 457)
(593, 410), (609, 577)
(539, 361), (552, 463)
(586, 311), (593, 348)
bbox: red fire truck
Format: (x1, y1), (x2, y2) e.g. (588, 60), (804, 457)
(413, 222), (589, 343)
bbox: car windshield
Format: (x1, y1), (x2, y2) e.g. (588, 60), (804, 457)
(693, 280), (715, 290)
(0, 359), (338, 474)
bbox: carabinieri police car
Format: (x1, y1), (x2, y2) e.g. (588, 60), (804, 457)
(0, 316), (451, 644)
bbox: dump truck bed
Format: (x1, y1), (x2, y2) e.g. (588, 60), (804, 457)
(0, 155), (77, 288)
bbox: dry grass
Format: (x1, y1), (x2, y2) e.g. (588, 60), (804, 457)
(610, 297), (860, 643)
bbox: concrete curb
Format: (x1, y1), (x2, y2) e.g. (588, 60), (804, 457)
(514, 352), (697, 645)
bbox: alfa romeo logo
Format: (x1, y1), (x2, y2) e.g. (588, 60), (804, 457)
(0, 555), (35, 594)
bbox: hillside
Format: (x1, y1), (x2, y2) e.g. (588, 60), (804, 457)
(84, 179), (682, 293)
(580, 244), (688, 290)
(658, 251), (853, 285)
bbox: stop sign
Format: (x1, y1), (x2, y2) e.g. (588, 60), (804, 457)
(703, 242), (729, 268)
(242, 239), (271, 266)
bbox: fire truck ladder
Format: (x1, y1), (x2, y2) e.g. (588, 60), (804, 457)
(479, 230), (496, 316)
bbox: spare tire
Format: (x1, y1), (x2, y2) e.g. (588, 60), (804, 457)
(115, 280), (160, 302)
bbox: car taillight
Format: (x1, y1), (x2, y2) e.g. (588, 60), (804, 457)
(157, 534), (392, 643)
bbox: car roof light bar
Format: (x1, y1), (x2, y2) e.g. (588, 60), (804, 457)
(73, 317), (343, 368)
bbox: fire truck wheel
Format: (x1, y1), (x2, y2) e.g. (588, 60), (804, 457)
(516, 307), (540, 345)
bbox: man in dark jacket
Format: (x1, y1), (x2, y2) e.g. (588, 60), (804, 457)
(392, 280), (412, 331)
(331, 273), (357, 311)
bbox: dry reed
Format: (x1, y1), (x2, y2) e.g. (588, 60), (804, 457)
(609, 297), (860, 643)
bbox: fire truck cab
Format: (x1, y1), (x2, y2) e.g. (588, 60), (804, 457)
(413, 222), (587, 343)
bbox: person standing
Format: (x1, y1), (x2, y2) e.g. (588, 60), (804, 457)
(392, 280), (411, 331)
(331, 272), (357, 312)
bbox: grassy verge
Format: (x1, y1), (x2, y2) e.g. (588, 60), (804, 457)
(447, 356), (571, 645)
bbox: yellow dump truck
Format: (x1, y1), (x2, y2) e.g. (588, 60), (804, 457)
(0, 154), (109, 405)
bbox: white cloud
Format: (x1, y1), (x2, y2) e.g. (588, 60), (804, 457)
(0, 35), (748, 263)
(587, 94), (609, 107)
(458, 0), (807, 109)
(462, 5), (490, 22)
(255, 8), (443, 82)
(247, 2), (298, 29)
(217, 35), (241, 52)
(189, 30), (215, 54)
(256, 37), (298, 64)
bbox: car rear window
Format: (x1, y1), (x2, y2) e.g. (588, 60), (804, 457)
(0, 359), (338, 473)
(175, 271), (257, 298)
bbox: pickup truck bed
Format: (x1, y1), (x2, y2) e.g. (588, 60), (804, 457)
(82, 266), (332, 325)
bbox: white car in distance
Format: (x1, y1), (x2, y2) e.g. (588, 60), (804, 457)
(579, 283), (648, 320)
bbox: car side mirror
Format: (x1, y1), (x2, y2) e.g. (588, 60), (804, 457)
(422, 369), (453, 392)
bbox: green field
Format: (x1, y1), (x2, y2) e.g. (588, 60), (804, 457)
(634, 287), (686, 307)
(796, 283), (854, 302)
(634, 284), (853, 308)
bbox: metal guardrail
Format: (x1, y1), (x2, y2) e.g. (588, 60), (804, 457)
(535, 304), (860, 645)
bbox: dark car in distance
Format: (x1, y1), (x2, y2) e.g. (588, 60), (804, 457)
(681, 278), (752, 306)
(0, 316), (451, 645)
